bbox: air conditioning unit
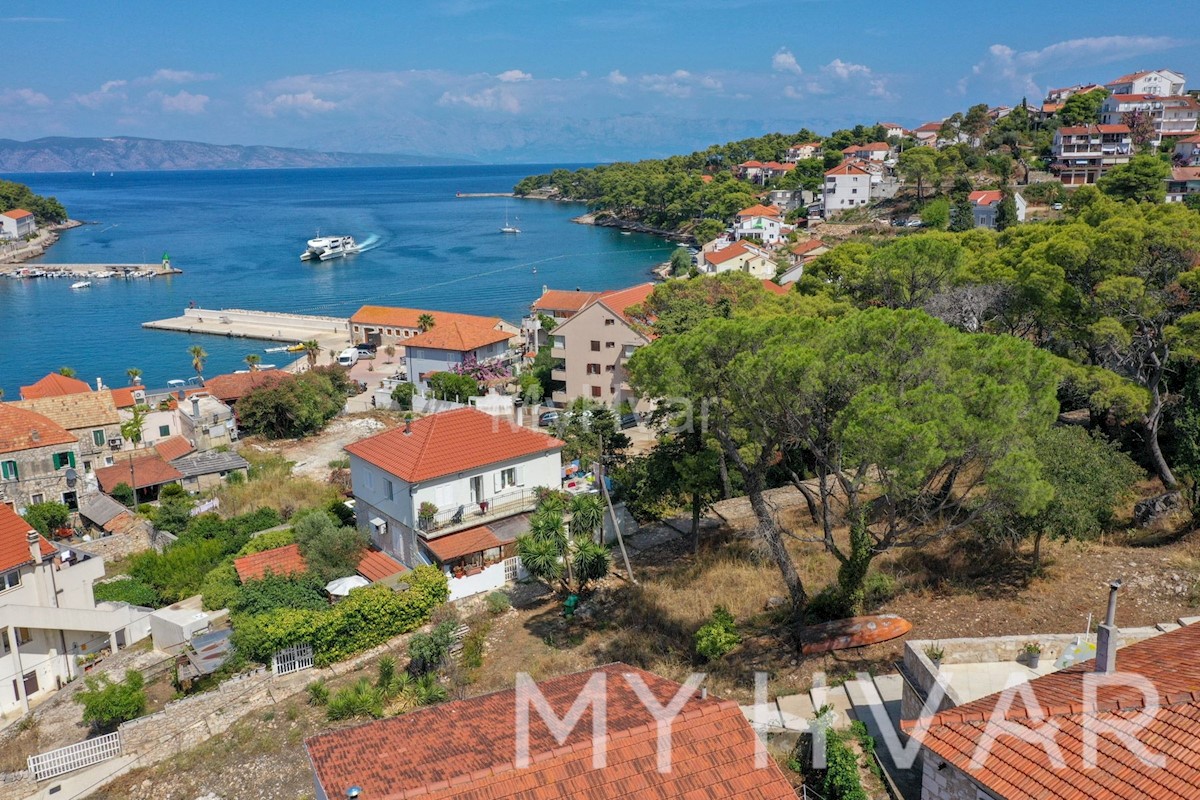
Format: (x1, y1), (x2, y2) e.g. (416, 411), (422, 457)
(108, 437), (123, 449)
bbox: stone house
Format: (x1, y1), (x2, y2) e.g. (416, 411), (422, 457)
(15, 389), (125, 479)
(0, 404), (84, 513)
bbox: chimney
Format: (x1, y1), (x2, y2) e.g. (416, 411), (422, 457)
(1095, 579), (1122, 674)
(404, 417), (412, 435)
(96, 377), (103, 391)
(191, 397), (201, 419)
(28, 531), (43, 565)
(30, 429), (40, 443)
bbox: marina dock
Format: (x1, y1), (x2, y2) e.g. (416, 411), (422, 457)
(455, 192), (515, 198)
(0, 262), (182, 277)
(142, 307), (351, 350)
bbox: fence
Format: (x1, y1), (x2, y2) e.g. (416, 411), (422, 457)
(271, 644), (315, 676)
(190, 497), (220, 516)
(27, 731), (122, 781)
(504, 556), (525, 583)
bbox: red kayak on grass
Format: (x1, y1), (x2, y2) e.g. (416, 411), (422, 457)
(799, 614), (912, 655)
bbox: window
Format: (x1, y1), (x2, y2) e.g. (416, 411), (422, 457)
(159, 425), (171, 437)
(495, 466), (523, 491)
(83, 460), (92, 473)
(30, 494), (43, 505)
(586, 363), (601, 375)
(385, 479), (394, 501)
(92, 430), (105, 447)
(590, 340), (601, 351)
(0, 461), (16, 481)
(605, 365), (615, 372)
(104, 456), (114, 467)
(591, 386), (602, 398)
(605, 341), (615, 349)
(1, 570), (19, 591)
(365, 470), (374, 489)
(604, 318), (615, 326)
(51, 451), (75, 470)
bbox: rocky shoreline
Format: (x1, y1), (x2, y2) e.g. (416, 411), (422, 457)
(571, 211), (694, 245)
(0, 218), (83, 264)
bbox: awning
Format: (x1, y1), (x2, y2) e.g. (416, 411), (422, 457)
(423, 524), (503, 561)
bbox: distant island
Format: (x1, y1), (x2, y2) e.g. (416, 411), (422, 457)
(0, 136), (476, 173)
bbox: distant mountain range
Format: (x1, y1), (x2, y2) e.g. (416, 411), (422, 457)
(0, 137), (475, 173)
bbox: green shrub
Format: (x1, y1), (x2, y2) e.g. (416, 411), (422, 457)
(694, 605), (740, 661)
(231, 565), (448, 666)
(23, 502), (70, 536)
(200, 561), (239, 611)
(92, 578), (159, 608)
(230, 572), (328, 616)
(111, 482), (136, 508)
(390, 382), (416, 410)
(821, 729), (870, 800)
(237, 528), (295, 557)
(292, 510), (368, 583)
(460, 624), (489, 670)
(306, 680), (329, 706)
(862, 571), (897, 608)
(408, 621), (456, 676)
(75, 670), (146, 731)
(327, 677), (384, 720)
(485, 591), (511, 615)
(130, 537), (228, 604)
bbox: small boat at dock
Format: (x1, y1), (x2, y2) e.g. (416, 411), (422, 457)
(264, 345), (293, 353)
(71, 281), (92, 289)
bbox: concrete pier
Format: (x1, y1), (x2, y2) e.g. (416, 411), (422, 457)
(0, 262), (181, 276)
(142, 307), (352, 350)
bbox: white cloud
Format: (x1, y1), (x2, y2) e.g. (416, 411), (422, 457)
(72, 80), (127, 110)
(496, 69), (532, 83)
(253, 90), (337, 117)
(797, 58), (893, 100)
(437, 86), (521, 113)
(0, 88), (51, 108)
(640, 69), (723, 98)
(155, 90), (209, 114)
(144, 69), (217, 85)
(607, 70), (628, 85)
(960, 36), (1183, 96)
(772, 48), (803, 75)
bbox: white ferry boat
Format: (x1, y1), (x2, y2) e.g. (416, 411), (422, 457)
(300, 235), (360, 261)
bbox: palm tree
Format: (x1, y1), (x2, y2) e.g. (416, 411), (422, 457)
(569, 494), (605, 543)
(244, 354), (262, 372)
(417, 314), (436, 332)
(121, 404), (148, 448)
(188, 345), (207, 381)
(59, 366), (77, 378)
(126, 367), (142, 385)
(302, 340), (322, 368)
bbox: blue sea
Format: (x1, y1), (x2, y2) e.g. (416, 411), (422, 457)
(0, 165), (673, 396)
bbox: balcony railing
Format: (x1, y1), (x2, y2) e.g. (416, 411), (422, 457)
(418, 488), (541, 536)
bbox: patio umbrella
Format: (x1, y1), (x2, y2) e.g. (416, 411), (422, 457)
(325, 575), (370, 597)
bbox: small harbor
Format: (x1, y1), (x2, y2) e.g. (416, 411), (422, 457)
(142, 307), (351, 349)
(0, 262), (182, 279)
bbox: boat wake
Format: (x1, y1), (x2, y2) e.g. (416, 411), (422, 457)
(355, 233), (382, 253)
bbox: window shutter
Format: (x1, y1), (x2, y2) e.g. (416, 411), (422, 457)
(52, 453), (62, 470)
(494, 472), (502, 492)
(515, 465), (525, 486)
(68, 452), (76, 469)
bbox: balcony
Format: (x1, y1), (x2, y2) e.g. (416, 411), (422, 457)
(551, 367), (567, 381)
(551, 389), (568, 404)
(418, 488), (541, 537)
(550, 347), (566, 360)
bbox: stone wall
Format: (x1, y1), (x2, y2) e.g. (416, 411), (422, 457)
(919, 754), (997, 800)
(75, 523), (153, 564)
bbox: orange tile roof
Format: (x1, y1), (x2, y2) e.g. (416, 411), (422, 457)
(841, 142), (890, 152)
(110, 387), (138, 409)
(907, 623), (1200, 800)
(356, 548), (408, 581)
(351, 305), (505, 332)
(1108, 70), (1154, 84)
(19, 373), (92, 400)
(0, 504), (56, 573)
(153, 435), (195, 463)
(1178, 133), (1200, 144)
(14, 390), (120, 431)
(1042, 102), (1064, 113)
(790, 141), (822, 148)
(0, 404), (77, 454)
(202, 370), (290, 403)
(700, 174), (713, 183)
(825, 161), (873, 176)
(94, 453), (183, 492)
(969, 190), (1004, 206)
(705, 241), (766, 267)
(1059, 123), (1132, 136)
(914, 121), (943, 132)
(345, 407), (563, 483)
(597, 282), (656, 322)
(737, 160), (765, 168)
(736, 204), (782, 218)
(1, 209), (33, 220)
(423, 524), (503, 561)
(233, 543), (307, 582)
(305, 663), (796, 800)
(531, 289), (601, 313)
(790, 239), (829, 256)
(1172, 167), (1200, 181)
(403, 318), (514, 352)
(761, 280), (788, 296)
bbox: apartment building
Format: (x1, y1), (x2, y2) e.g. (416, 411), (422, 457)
(1104, 68), (1186, 97)
(1050, 123), (1133, 185)
(1099, 93), (1199, 146)
(822, 161), (874, 216)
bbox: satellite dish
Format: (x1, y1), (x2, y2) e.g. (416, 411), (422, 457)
(65, 467), (78, 487)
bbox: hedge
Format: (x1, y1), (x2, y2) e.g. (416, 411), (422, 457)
(92, 578), (159, 608)
(231, 565), (449, 666)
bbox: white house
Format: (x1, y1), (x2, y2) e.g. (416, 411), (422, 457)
(840, 142), (891, 162)
(785, 142), (822, 162)
(878, 123), (907, 139)
(699, 240), (774, 278)
(1166, 167), (1200, 203)
(345, 408), (564, 600)
(967, 190), (1027, 229)
(0, 209), (35, 240)
(0, 504), (152, 716)
(1175, 133), (1200, 166)
(822, 161), (873, 217)
(404, 320), (517, 391)
(733, 204), (785, 244)
(1105, 68), (1186, 97)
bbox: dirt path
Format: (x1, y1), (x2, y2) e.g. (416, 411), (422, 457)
(251, 413), (399, 480)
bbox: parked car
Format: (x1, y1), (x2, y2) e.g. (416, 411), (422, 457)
(619, 413), (639, 430)
(355, 342), (377, 355)
(538, 410), (561, 427)
(1051, 203), (1064, 211)
(336, 347), (360, 367)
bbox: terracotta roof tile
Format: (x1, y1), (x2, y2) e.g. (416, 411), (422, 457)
(14, 390), (120, 431)
(153, 435), (195, 463)
(423, 525), (503, 561)
(110, 387), (138, 409)
(345, 408), (563, 483)
(760, 280), (789, 296)
(0, 504), (57, 573)
(841, 142), (890, 152)
(0, 404), (78, 454)
(825, 161), (873, 177)
(790, 239), (829, 255)
(705, 241), (766, 267)
(233, 543), (307, 582)
(597, 283), (656, 322)
(969, 190), (1004, 206)
(531, 289), (602, 313)
(911, 623), (1200, 800)
(1171, 167), (1200, 181)
(19, 373), (92, 400)
(1, 209), (33, 220)
(356, 547), (408, 581)
(202, 370), (290, 403)
(94, 453), (183, 492)
(404, 318), (515, 352)
(305, 663), (796, 800)
(351, 306), (506, 332)
(736, 204), (782, 219)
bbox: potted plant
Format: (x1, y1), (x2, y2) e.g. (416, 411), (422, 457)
(418, 501), (438, 530)
(453, 563), (465, 578)
(924, 643), (945, 669)
(1022, 642), (1042, 669)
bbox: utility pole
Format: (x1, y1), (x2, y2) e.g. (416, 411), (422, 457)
(597, 437), (635, 584)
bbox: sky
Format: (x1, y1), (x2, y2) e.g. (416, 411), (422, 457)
(1, 1), (1196, 163)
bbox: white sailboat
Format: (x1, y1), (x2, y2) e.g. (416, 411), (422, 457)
(500, 202), (520, 234)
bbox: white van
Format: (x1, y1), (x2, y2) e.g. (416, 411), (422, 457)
(337, 347), (360, 367)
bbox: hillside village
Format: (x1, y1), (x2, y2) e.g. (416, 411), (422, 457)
(2, 67), (1200, 800)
